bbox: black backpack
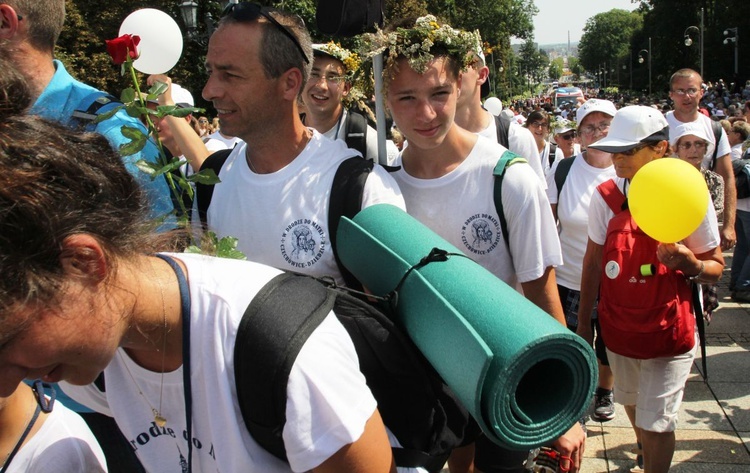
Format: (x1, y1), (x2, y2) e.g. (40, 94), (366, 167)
(235, 271), (478, 472)
(733, 158), (750, 199)
(493, 113), (511, 149)
(343, 109), (368, 158)
(316, 0), (384, 37)
(194, 150), (373, 290)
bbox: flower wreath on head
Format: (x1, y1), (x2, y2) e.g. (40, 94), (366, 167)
(552, 118), (577, 133)
(360, 15), (480, 76)
(313, 41), (362, 79)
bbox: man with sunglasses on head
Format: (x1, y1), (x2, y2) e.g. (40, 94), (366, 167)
(201, 2), (404, 290)
(666, 68), (736, 251)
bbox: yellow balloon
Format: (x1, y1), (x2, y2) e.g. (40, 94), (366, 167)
(628, 158), (709, 243)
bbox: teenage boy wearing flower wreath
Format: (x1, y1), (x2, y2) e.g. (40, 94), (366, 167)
(361, 16), (585, 473)
(302, 42), (385, 162)
(0, 1), (174, 225)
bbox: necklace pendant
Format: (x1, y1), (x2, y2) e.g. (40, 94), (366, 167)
(154, 413), (167, 427)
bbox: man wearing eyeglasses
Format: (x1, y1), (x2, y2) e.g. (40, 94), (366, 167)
(665, 68), (736, 250)
(301, 43), (385, 163)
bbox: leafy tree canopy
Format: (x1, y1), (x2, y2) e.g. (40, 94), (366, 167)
(578, 9), (642, 73)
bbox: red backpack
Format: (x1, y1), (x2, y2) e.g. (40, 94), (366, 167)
(596, 179), (696, 359)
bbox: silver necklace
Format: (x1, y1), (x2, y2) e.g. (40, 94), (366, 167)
(120, 283), (168, 427)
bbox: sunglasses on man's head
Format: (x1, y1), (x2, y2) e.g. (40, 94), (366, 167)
(222, 2), (309, 64)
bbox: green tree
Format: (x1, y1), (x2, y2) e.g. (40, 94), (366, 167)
(578, 9), (642, 78)
(549, 58), (563, 81)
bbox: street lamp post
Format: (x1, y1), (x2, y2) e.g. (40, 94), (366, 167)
(683, 7), (704, 78)
(638, 37), (652, 96)
(179, 0), (238, 44)
(724, 27), (739, 76)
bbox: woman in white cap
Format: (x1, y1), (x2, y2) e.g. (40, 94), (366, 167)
(579, 105), (724, 473)
(551, 118), (580, 162)
(547, 98), (618, 425)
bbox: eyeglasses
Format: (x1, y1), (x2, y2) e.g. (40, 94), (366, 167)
(199, 119), (208, 123)
(558, 132), (577, 140)
(222, 2), (309, 64)
(617, 144), (650, 156)
(527, 121), (548, 129)
(672, 88), (699, 97)
(579, 122), (611, 136)
(308, 71), (346, 84)
(676, 140), (708, 151)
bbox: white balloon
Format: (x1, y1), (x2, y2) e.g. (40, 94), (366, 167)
(119, 9), (183, 75)
(484, 97), (503, 116)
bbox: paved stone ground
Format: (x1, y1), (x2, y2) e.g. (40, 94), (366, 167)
(440, 249), (750, 472)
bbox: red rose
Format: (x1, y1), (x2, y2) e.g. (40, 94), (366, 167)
(105, 34), (141, 65)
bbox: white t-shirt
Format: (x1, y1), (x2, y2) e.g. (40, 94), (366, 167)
(588, 177), (720, 254)
(205, 130), (405, 285)
(477, 111), (547, 188)
(546, 154), (617, 290)
(61, 254), (379, 473)
(665, 112), (731, 169)
(6, 398), (107, 473)
(206, 131), (242, 149)
(393, 136), (562, 290)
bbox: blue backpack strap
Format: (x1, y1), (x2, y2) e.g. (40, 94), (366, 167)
(69, 92), (121, 132)
(492, 150), (527, 245)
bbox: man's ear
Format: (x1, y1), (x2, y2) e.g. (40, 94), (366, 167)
(0, 4), (22, 40)
(59, 234), (109, 284)
(477, 65), (490, 85)
(342, 81), (351, 97)
(280, 68), (304, 102)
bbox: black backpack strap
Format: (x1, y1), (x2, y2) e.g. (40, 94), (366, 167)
(548, 143), (558, 168)
(344, 110), (368, 157)
(709, 120), (722, 172)
(691, 282), (708, 380)
(328, 156), (374, 290)
(69, 92), (121, 131)
(234, 272), (336, 461)
(493, 114), (511, 149)
(493, 151), (527, 246)
(554, 155), (576, 197)
(195, 148), (233, 228)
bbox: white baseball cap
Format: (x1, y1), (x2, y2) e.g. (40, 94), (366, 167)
(171, 84), (194, 108)
(588, 105), (669, 153)
(669, 121), (712, 147)
(575, 98), (617, 128)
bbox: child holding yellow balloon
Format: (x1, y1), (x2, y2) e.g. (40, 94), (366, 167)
(577, 105), (724, 473)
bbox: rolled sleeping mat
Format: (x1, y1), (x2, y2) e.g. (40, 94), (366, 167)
(337, 204), (597, 449)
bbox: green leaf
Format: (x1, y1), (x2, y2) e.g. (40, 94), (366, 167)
(148, 81), (169, 97)
(119, 129), (148, 156)
(121, 125), (146, 141)
(216, 236), (247, 260)
(135, 159), (159, 177)
(184, 245), (204, 254)
(187, 169), (221, 185)
(120, 87), (136, 104)
(156, 105), (200, 118)
(92, 105), (124, 124)
(125, 103), (145, 118)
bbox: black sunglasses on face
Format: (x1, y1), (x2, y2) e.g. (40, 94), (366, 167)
(222, 2), (309, 64)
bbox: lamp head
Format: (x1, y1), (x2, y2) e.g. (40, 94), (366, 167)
(684, 37), (693, 47)
(638, 56), (645, 64)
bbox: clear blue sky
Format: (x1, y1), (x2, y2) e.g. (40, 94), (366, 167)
(521, 0), (640, 45)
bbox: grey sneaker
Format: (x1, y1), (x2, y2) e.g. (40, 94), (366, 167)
(592, 390), (615, 422)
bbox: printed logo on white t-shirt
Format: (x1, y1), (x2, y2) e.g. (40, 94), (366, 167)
(280, 218), (327, 268)
(461, 213), (502, 256)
